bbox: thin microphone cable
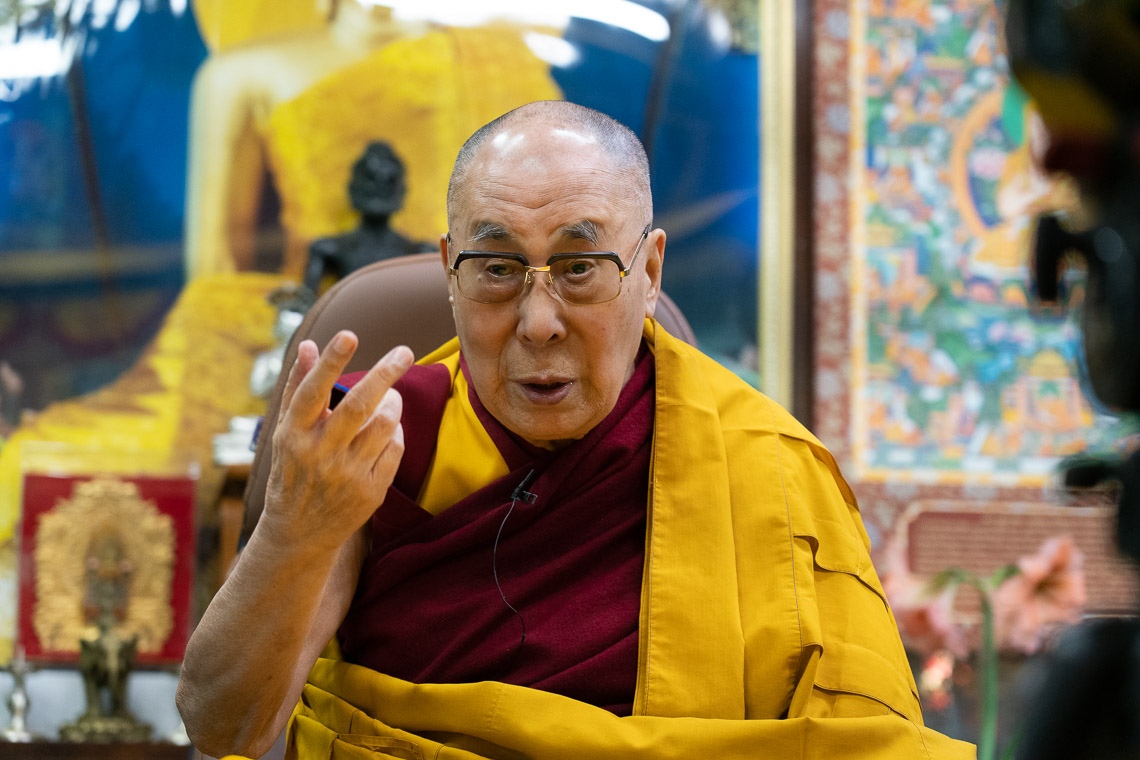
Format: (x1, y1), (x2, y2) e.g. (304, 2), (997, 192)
(492, 470), (537, 674)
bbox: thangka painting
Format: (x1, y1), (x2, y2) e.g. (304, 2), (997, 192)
(849, 0), (1138, 485)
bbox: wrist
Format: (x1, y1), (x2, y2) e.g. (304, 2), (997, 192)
(247, 510), (347, 567)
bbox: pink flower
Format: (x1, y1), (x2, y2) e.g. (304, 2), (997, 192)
(881, 541), (969, 659)
(991, 536), (1087, 655)
(917, 650), (956, 711)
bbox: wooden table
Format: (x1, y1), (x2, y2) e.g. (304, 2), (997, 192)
(0, 741), (193, 760)
(216, 462), (251, 586)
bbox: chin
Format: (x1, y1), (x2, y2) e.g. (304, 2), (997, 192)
(510, 416), (593, 449)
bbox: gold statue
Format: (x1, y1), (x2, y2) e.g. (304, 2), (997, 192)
(59, 532), (152, 743)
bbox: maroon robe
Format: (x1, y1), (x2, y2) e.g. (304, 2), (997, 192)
(336, 348), (654, 715)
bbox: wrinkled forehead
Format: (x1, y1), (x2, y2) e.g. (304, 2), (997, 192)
(473, 123), (612, 186)
(453, 128), (634, 240)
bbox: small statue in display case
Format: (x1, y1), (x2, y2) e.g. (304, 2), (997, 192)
(303, 140), (434, 296)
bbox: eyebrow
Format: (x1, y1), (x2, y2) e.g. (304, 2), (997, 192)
(561, 220), (601, 246)
(467, 219), (602, 247)
(469, 221), (514, 244)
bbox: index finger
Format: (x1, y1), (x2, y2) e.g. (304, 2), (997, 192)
(287, 331), (362, 427)
(324, 345), (414, 437)
(277, 338), (320, 428)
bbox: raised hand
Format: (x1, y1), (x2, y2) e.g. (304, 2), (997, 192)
(261, 330), (414, 553)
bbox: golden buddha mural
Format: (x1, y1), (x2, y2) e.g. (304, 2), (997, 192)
(0, 0), (564, 661)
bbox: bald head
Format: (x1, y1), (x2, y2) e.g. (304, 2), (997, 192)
(446, 101), (652, 230)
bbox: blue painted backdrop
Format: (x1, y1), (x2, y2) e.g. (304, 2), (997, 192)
(0, 0), (759, 408)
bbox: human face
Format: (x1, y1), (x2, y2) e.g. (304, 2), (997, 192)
(442, 125), (664, 448)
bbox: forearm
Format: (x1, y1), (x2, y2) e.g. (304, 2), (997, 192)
(176, 521), (360, 757)
(178, 334), (409, 756)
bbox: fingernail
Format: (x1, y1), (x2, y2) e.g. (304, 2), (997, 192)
(332, 333), (353, 353)
(386, 345), (414, 369)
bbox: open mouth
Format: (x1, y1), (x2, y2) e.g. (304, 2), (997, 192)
(526, 381), (567, 391)
(519, 380), (573, 404)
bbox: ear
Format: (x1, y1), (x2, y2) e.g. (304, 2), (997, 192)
(439, 232), (451, 270)
(642, 228), (665, 319)
(440, 233), (460, 307)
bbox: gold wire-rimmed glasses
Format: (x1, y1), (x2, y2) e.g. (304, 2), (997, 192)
(448, 224), (651, 305)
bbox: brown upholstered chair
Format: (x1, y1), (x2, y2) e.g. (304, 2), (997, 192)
(240, 251), (696, 539)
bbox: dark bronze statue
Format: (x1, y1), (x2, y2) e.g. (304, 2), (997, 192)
(303, 141), (434, 297)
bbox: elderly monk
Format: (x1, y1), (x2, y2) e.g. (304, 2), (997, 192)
(177, 101), (973, 759)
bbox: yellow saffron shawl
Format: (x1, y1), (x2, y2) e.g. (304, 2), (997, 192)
(281, 319), (974, 759)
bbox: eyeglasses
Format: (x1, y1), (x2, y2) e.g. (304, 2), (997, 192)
(449, 224), (651, 305)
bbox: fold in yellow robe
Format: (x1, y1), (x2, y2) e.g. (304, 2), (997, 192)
(286, 319), (975, 759)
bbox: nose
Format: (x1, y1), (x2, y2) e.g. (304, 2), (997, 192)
(515, 271), (566, 345)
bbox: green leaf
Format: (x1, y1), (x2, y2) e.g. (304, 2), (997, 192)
(928, 567), (975, 594)
(989, 564), (1020, 587)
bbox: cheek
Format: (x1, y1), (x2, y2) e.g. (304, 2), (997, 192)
(454, 307), (511, 382)
(584, 325), (638, 398)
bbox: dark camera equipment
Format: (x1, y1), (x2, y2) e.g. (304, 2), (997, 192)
(1004, 1), (1140, 757)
